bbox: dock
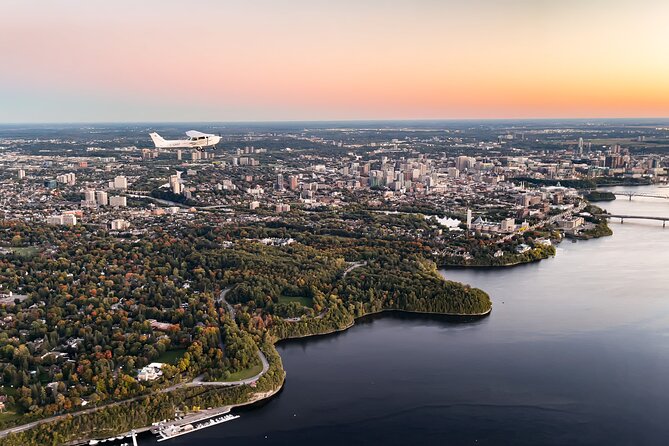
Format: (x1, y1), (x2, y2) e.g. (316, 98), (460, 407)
(155, 413), (240, 442)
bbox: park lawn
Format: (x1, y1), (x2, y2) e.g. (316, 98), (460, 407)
(217, 363), (263, 382)
(1, 246), (39, 258)
(0, 410), (22, 424)
(278, 295), (312, 307)
(157, 348), (186, 364)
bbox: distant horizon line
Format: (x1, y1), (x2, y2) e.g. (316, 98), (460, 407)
(2, 116), (669, 126)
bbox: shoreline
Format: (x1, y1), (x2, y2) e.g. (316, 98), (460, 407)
(68, 304), (490, 444)
(60, 305), (492, 445)
(440, 259), (549, 269)
(67, 382), (285, 446)
(1, 262), (490, 443)
(275, 306), (492, 343)
(440, 215), (613, 270)
(439, 251), (556, 270)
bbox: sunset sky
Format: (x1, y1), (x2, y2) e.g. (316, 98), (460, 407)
(1, 0), (668, 122)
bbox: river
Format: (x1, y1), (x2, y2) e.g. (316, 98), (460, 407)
(145, 184), (669, 445)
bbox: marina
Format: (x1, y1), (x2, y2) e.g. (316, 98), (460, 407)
(88, 430), (138, 446)
(81, 411), (240, 445)
(155, 414), (240, 442)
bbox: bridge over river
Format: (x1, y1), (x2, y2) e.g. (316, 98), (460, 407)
(595, 213), (669, 227)
(612, 191), (669, 201)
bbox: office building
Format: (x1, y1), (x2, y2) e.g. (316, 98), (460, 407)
(109, 196), (127, 207)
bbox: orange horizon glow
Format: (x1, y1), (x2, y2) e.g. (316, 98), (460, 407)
(1, 0), (669, 122)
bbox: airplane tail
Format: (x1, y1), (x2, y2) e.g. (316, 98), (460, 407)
(149, 132), (166, 147)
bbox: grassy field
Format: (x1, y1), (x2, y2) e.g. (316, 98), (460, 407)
(0, 387), (20, 424)
(0, 410), (21, 424)
(157, 348), (186, 364)
(216, 363), (263, 382)
(278, 295), (312, 307)
(0, 246), (39, 258)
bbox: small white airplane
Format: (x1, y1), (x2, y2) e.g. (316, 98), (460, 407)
(149, 130), (221, 150)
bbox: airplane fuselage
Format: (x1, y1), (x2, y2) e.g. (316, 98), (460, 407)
(150, 132), (221, 149)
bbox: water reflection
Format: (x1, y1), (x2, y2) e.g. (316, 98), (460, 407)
(147, 184), (669, 446)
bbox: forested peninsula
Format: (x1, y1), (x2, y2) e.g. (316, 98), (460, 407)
(0, 218), (490, 445)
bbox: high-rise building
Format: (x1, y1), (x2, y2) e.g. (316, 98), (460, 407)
(578, 137), (584, 155)
(456, 156), (476, 172)
(47, 214), (77, 226)
(169, 173), (182, 194)
(84, 190), (96, 204)
(276, 174), (284, 190)
(110, 219), (130, 230)
(46, 215), (63, 225)
(605, 155), (624, 168)
(113, 176), (128, 190)
(56, 173), (76, 185)
(96, 191), (108, 206)
(288, 175), (299, 190)
(62, 214), (77, 225)
(109, 196), (127, 207)
(17, 169), (25, 180)
(500, 218), (516, 233)
(176, 149), (182, 161)
(466, 208), (472, 230)
(172, 181), (181, 195)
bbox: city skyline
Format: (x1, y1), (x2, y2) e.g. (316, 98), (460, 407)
(1, 2), (669, 442)
(2, 0), (669, 123)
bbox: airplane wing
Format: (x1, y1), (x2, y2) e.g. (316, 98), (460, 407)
(186, 130), (209, 138)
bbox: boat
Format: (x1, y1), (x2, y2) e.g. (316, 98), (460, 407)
(156, 414), (240, 442)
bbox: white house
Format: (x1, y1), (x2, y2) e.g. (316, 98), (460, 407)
(137, 363), (164, 381)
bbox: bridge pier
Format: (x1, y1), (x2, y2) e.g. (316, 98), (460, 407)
(629, 195), (632, 201)
(596, 213), (669, 226)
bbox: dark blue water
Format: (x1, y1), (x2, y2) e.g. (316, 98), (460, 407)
(147, 185), (669, 445)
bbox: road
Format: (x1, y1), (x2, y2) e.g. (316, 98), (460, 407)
(0, 355), (267, 441)
(341, 261), (367, 278)
(126, 193), (233, 211)
(282, 262), (362, 323)
(0, 287), (270, 440)
(190, 349), (269, 387)
(217, 287), (235, 319)
(0, 390), (153, 438)
(497, 201), (587, 243)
